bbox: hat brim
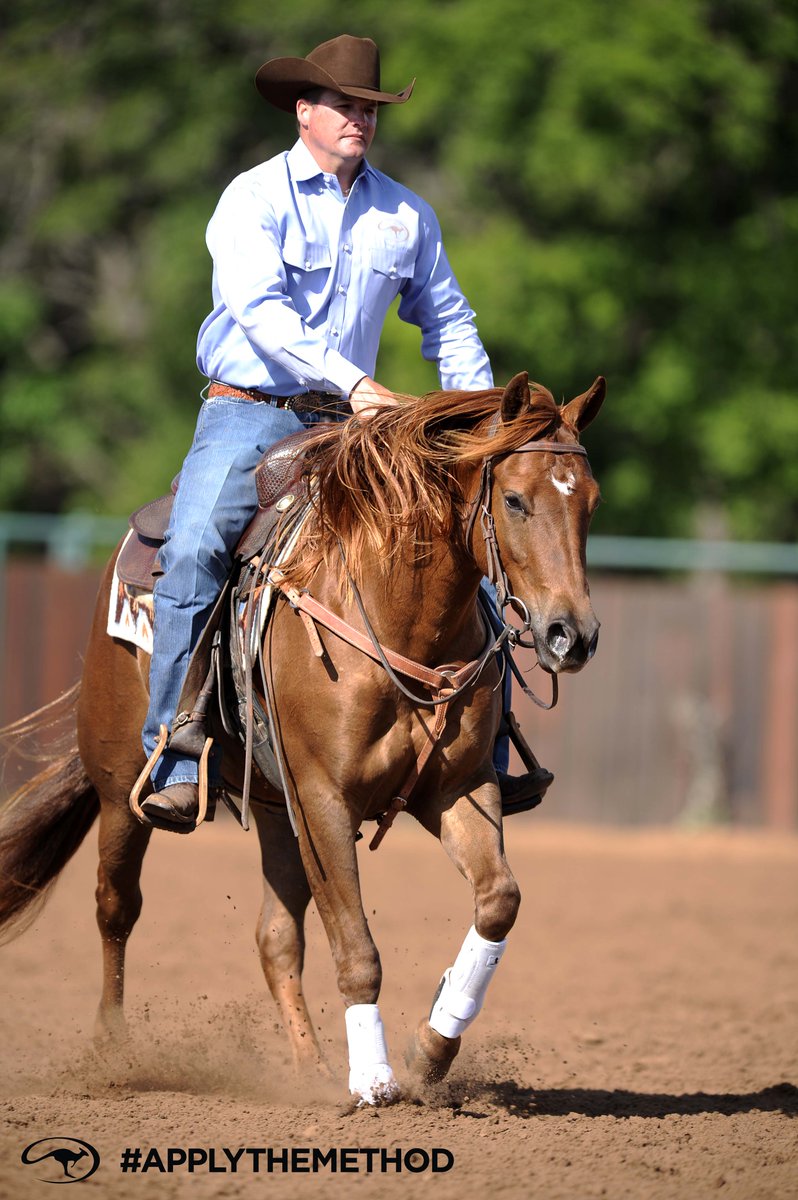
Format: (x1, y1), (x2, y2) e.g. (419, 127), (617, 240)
(255, 57), (415, 112)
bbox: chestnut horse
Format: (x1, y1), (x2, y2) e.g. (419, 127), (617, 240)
(0, 372), (604, 1104)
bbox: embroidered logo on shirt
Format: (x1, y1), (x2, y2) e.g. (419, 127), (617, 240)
(378, 219), (410, 242)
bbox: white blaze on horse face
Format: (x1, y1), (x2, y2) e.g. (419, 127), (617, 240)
(550, 467), (577, 496)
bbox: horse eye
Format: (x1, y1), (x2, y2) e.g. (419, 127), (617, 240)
(504, 492), (525, 514)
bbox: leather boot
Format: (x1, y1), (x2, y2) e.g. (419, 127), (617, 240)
(498, 766), (554, 816)
(141, 782), (199, 827)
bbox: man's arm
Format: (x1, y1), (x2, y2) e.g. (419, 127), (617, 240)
(396, 202), (493, 391)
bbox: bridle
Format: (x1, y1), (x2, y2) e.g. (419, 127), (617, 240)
(466, 435), (588, 623)
(464, 434), (589, 710)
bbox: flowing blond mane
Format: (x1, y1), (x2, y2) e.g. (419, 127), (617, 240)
(279, 384), (566, 589)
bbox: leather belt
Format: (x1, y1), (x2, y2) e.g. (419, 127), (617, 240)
(208, 380), (350, 416)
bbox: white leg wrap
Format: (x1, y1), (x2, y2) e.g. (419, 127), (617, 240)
(428, 925), (507, 1040)
(345, 1004), (400, 1106)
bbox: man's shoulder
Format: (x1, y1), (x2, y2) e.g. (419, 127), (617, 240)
(364, 164), (435, 219)
(221, 152), (291, 198)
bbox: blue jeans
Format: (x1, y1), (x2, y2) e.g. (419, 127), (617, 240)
(143, 393), (511, 789)
(143, 394), (305, 789)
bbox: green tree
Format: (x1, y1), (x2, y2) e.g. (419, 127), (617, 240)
(1, 0), (796, 538)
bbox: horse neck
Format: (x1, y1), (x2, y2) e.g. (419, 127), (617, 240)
(367, 456), (490, 659)
(325, 536), (485, 665)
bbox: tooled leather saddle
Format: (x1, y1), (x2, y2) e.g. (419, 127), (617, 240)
(115, 428), (316, 590)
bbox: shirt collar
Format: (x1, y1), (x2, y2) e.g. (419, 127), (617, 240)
(287, 139), (376, 187)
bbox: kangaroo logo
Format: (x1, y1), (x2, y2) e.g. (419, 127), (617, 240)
(20, 1137), (100, 1184)
(377, 218), (409, 242)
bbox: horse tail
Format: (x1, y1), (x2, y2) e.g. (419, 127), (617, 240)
(0, 683), (99, 942)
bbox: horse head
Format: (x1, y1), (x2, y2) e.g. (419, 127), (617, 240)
(484, 372), (604, 674)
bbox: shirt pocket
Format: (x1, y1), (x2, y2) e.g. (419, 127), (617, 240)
(281, 237), (332, 315)
(363, 243), (417, 319)
(369, 243), (417, 283)
(282, 237), (332, 278)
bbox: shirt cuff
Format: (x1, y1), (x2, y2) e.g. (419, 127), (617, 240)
(322, 349), (368, 397)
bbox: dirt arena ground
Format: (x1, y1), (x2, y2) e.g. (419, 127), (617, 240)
(1, 816), (796, 1199)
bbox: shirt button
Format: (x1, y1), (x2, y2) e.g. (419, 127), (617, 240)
(342, 243), (351, 253)
(305, 260), (312, 270)
(337, 285), (346, 295)
(331, 329), (339, 337)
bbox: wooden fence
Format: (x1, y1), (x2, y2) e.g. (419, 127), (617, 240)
(1, 560), (796, 828)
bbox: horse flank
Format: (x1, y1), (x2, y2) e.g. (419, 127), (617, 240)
(280, 383), (565, 590)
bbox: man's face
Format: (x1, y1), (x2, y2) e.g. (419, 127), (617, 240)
(297, 89), (378, 173)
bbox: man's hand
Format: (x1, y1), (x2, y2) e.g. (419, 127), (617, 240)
(349, 376), (398, 419)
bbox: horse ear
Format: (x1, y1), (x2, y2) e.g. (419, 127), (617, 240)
(561, 376), (606, 432)
(501, 372), (531, 423)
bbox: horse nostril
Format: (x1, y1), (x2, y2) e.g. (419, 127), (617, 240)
(546, 621), (575, 659)
(586, 627), (600, 660)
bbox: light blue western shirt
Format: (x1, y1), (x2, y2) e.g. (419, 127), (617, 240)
(196, 139), (493, 396)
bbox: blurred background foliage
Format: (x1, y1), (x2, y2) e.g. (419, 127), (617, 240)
(1, 0), (796, 537)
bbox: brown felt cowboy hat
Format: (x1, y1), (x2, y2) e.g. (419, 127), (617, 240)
(255, 35), (415, 113)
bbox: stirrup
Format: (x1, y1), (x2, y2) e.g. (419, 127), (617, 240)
(129, 725), (213, 829)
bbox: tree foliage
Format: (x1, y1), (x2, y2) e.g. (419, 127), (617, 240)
(1, 0), (796, 537)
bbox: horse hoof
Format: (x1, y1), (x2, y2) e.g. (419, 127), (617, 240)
(404, 1018), (461, 1087)
(349, 1064), (401, 1107)
(93, 1006), (129, 1047)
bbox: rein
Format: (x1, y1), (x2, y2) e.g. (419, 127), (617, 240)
(267, 564), (504, 850)
(270, 566), (501, 705)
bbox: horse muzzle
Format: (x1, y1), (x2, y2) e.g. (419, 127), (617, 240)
(534, 613), (600, 674)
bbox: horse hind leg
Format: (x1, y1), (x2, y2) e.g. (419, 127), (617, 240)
(252, 803), (326, 1072)
(76, 554), (155, 1043)
(94, 797), (151, 1042)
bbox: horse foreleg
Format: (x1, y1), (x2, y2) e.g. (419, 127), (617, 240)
(407, 775), (520, 1086)
(292, 799), (399, 1106)
(94, 798), (152, 1042)
(252, 803), (326, 1071)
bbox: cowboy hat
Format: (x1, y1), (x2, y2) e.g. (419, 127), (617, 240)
(255, 34), (415, 112)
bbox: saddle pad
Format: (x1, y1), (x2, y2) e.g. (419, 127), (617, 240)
(108, 531), (155, 653)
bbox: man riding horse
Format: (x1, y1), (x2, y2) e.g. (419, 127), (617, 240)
(140, 34), (551, 828)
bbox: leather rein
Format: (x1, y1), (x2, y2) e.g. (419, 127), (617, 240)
(265, 431), (589, 849)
